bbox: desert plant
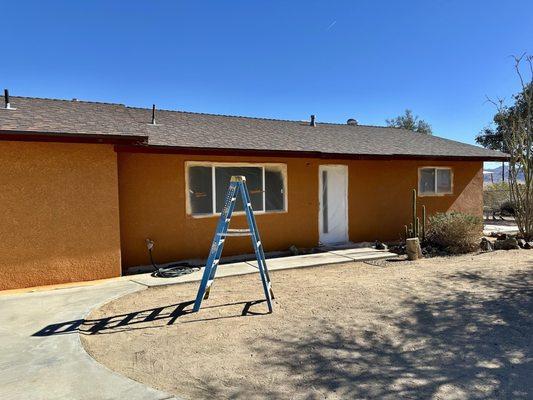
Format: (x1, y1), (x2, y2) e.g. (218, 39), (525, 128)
(426, 212), (483, 254)
(484, 54), (533, 239)
(483, 182), (512, 219)
(404, 189), (426, 240)
(500, 201), (516, 216)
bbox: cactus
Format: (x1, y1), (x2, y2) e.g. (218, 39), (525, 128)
(403, 189), (427, 241)
(412, 189), (418, 238)
(422, 205), (426, 241)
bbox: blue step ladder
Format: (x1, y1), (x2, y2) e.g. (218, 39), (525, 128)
(193, 176), (275, 313)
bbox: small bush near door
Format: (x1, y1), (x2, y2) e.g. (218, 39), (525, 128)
(426, 212), (483, 254)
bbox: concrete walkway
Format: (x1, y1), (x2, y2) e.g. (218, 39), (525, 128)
(0, 280), (178, 400)
(131, 247), (396, 287)
(0, 247), (395, 399)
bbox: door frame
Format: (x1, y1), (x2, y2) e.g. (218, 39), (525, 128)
(318, 164), (349, 245)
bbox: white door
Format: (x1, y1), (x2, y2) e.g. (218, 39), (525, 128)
(319, 165), (349, 245)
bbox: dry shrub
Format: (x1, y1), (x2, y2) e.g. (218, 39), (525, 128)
(427, 212), (483, 254)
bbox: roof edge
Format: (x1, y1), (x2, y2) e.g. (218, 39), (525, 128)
(115, 144), (510, 162)
(0, 130), (149, 145)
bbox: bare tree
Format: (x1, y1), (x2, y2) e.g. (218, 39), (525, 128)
(488, 54), (533, 239)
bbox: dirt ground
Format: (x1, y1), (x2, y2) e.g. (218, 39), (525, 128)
(82, 250), (532, 400)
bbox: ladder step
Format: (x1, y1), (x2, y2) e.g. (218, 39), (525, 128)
(218, 229), (252, 237)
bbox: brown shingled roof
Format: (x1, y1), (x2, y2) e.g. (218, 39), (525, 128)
(0, 96), (508, 160)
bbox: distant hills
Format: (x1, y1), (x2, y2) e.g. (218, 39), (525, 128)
(484, 165), (524, 183)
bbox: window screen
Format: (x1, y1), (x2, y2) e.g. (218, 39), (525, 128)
(437, 169), (452, 193)
(215, 167), (264, 212)
(265, 167), (285, 211)
(419, 168), (436, 194)
(187, 163), (286, 215)
(419, 167), (452, 195)
(188, 166), (213, 214)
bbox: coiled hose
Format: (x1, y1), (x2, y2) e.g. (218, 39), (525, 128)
(146, 238), (200, 278)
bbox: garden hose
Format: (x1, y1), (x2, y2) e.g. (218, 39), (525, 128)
(146, 238), (200, 278)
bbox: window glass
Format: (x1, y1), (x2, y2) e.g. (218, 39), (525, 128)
(265, 167), (285, 211)
(188, 166), (213, 214)
(215, 167), (264, 212)
(437, 169), (452, 193)
(419, 168), (436, 194)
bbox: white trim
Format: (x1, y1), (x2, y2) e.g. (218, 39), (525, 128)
(418, 166), (454, 197)
(211, 165), (216, 215)
(262, 167), (266, 213)
(185, 161), (288, 217)
(318, 164), (349, 245)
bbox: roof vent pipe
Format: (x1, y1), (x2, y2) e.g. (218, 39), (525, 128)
(310, 114), (316, 127)
(4, 89), (12, 109)
(151, 104), (156, 125)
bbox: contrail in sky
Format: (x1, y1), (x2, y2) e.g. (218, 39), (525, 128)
(326, 20), (337, 31)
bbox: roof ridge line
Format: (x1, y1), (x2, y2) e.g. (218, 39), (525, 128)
(126, 105), (402, 129)
(12, 94), (417, 130)
(11, 95), (126, 107)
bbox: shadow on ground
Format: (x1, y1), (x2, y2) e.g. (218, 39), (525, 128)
(201, 269), (533, 399)
(33, 299), (268, 336)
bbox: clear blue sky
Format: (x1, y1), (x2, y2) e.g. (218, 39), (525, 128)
(2, 1), (532, 153)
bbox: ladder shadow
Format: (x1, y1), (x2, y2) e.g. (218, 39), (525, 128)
(181, 299), (270, 324)
(32, 299), (268, 336)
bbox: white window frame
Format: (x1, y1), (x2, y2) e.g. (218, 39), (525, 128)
(418, 167), (453, 196)
(185, 161), (288, 217)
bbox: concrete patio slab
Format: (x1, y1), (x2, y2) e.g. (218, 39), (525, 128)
(483, 223), (519, 235)
(247, 251), (353, 270)
(329, 248), (398, 261)
(0, 281), (178, 400)
(133, 247), (397, 288)
(129, 262), (255, 287)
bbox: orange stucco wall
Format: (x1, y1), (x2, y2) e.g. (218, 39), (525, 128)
(0, 141), (122, 290)
(118, 152), (482, 269)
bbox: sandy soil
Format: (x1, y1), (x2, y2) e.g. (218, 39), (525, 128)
(82, 250), (532, 400)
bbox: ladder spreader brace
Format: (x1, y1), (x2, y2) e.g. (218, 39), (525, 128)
(192, 176), (275, 313)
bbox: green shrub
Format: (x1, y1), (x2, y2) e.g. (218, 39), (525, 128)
(483, 183), (510, 211)
(426, 212), (483, 254)
(500, 201), (516, 216)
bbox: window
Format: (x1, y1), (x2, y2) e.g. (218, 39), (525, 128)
(187, 162), (286, 216)
(419, 167), (453, 195)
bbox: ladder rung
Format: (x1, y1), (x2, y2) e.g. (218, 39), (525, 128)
(257, 241), (261, 246)
(218, 229), (252, 237)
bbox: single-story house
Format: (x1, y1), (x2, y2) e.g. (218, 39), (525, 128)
(0, 94), (507, 290)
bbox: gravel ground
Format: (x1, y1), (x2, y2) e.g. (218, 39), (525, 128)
(82, 250), (532, 400)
